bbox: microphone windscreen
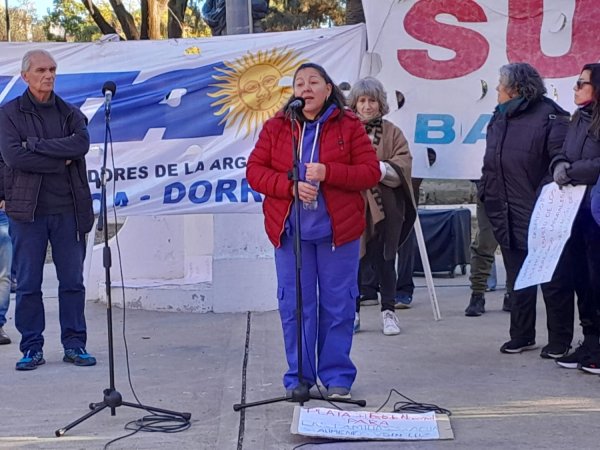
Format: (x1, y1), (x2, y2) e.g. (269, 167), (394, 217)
(102, 81), (117, 96)
(290, 97), (305, 109)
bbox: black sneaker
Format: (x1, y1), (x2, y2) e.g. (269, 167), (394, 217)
(358, 294), (378, 306)
(500, 339), (537, 354)
(15, 350), (45, 371)
(502, 292), (512, 312)
(63, 348), (97, 366)
(540, 343), (571, 359)
(580, 351), (600, 375)
(465, 293), (485, 317)
(0, 326), (10, 345)
(556, 342), (593, 369)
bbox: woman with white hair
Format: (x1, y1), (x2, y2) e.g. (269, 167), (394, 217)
(348, 77), (416, 336)
(480, 63), (571, 356)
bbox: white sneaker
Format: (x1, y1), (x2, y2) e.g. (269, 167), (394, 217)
(382, 310), (401, 335)
(353, 313), (360, 333)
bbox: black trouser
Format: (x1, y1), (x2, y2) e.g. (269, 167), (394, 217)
(554, 209), (600, 343)
(540, 245), (575, 347)
(396, 229), (416, 296)
(502, 245), (578, 344)
(501, 247), (538, 341)
(358, 238), (396, 313)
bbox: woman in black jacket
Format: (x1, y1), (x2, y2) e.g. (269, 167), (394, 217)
(479, 63), (571, 355)
(552, 63), (600, 373)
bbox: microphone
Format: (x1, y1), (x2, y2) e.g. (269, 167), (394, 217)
(102, 81), (116, 115)
(286, 97), (305, 112)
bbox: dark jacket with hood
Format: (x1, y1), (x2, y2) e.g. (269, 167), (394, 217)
(0, 90), (94, 237)
(480, 96), (570, 250)
(550, 106), (600, 210)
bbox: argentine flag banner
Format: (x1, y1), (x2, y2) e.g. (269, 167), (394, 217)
(0, 24), (366, 216)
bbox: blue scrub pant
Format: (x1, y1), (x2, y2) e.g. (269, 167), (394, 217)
(10, 213), (87, 354)
(275, 235), (359, 391)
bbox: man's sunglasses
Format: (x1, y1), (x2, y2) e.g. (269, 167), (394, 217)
(576, 79), (592, 90)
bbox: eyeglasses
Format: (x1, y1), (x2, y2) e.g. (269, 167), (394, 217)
(575, 79), (592, 90)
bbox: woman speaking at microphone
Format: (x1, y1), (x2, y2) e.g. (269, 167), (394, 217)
(246, 63), (380, 400)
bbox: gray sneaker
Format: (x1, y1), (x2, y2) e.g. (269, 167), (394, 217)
(326, 387), (351, 400)
(0, 327), (10, 345)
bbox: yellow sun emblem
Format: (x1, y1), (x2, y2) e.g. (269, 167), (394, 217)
(209, 48), (306, 137)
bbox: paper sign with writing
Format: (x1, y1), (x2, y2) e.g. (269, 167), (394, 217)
(515, 183), (586, 290)
(291, 406), (453, 441)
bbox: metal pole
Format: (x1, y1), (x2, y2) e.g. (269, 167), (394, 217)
(4, 0), (10, 42)
(225, 0), (250, 35)
(247, 0), (253, 33)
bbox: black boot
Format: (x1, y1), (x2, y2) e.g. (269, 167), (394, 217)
(502, 292), (512, 312)
(465, 293), (485, 317)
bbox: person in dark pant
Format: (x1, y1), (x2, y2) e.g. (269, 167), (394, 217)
(552, 64), (600, 372)
(394, 176), (423, 309)
(465, 196), (514, 316)
(394, 227), (416, 308)
(0, 49), (95, 371)
(348, 78), (416, 336)
(479, 63), (571, 355)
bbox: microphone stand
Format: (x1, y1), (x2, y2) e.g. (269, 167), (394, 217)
(56, 90), (191, 437)
(233, 106), (366, 411)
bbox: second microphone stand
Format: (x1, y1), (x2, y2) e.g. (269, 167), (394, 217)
(234, 106), (366, 411)
(56, 88), (191, 437)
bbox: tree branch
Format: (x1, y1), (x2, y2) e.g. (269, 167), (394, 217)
(80, 0), (120, 37)
(109, 0), (140, 40)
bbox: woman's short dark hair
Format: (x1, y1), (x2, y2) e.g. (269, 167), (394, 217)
(581, 63), (600, 137)
(283, 63), (346, 118)
(347, 77), (390, 116)
(498, 63), (546, 101)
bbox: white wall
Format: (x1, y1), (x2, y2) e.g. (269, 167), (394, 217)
(89, 214), (278, 313)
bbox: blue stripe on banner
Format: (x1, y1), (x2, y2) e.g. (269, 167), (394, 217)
(0, 76), (12, 97)
(1, 62), (228, 143)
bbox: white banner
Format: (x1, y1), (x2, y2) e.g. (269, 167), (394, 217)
(515, 183), (585, 290)
(0, 25), (366, 216)
(363, 0), (598, 179)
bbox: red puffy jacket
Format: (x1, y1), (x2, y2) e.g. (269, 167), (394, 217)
(247, 107), (380, 248)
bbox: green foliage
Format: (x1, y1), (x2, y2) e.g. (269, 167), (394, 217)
(264, 0), (346, 31)
(2, 0), (352, 41)
(43, 0), (102, 41)
(0, 0), (47, 41)
(39, 0), (210, 41)
(185, 1), (212, 37)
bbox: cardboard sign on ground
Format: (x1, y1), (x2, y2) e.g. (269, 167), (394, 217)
(291, 406), (454, 441)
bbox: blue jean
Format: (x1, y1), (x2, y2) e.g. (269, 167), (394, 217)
(275, 235), (359, 391)
(10, 213), (87, 353)
(0, 212), (12, 327)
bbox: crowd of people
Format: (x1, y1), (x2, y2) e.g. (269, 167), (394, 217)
(248, 61), (600, 399)
(2, 48), (600, 400)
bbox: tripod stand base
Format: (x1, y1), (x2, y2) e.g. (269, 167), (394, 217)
(233, 384), (366, 411)
(55, 388), (191, 437)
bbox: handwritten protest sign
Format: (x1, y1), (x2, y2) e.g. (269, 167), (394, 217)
(515, 183), (586, 290)
(291, 406), (453, 441)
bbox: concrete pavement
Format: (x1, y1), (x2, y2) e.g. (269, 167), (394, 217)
(1, 263), (599, 449)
